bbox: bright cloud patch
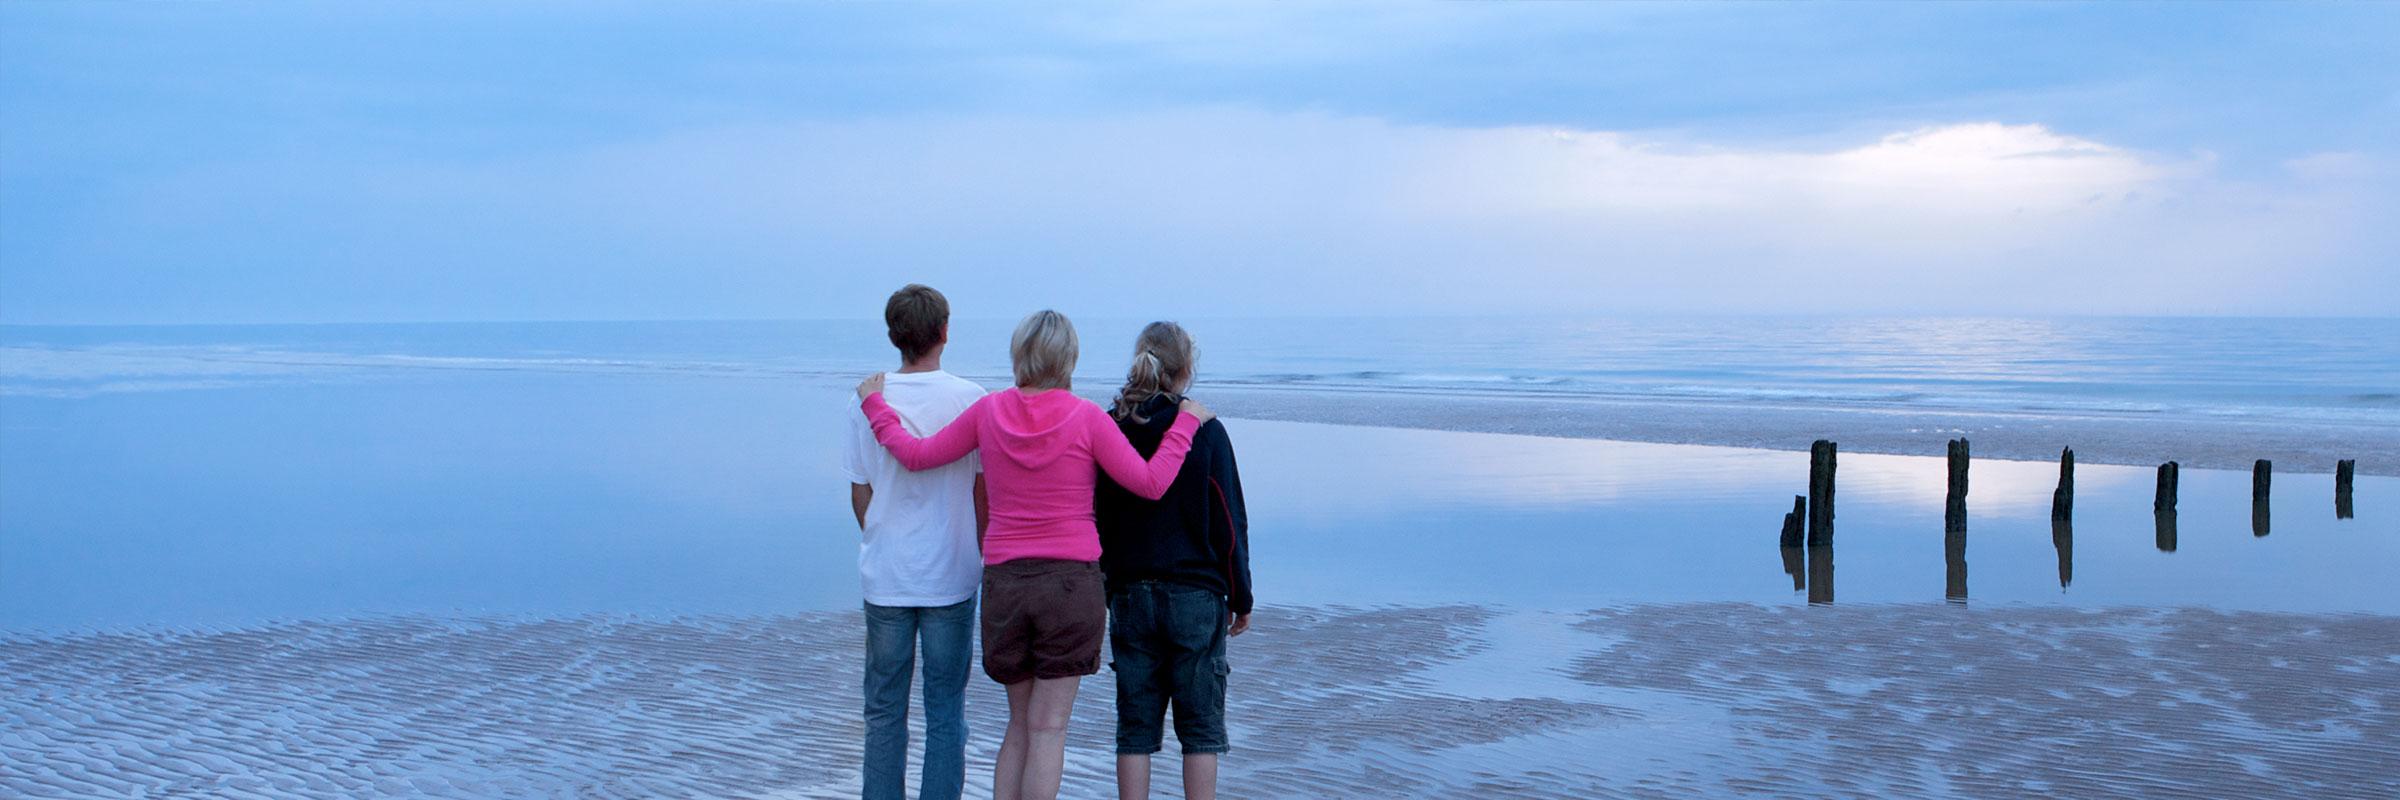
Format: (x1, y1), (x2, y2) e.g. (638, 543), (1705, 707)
(17, 111), (2395, 320)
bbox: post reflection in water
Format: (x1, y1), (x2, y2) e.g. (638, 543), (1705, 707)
(1807, 546), (1834, 605)
(2155, 508), (2178, 553)
(2052, 516), (2073, 589)
(1943, 531), (1968, 605)
(1779, 546), (1805, 591)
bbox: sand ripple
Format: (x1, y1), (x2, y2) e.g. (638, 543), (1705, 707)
(4, 604), (2395, 798)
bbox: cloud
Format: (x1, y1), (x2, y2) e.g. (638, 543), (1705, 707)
(10, 110), (2394, 322)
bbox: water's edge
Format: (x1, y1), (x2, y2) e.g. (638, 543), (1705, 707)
(1201, 386), (2397, 476)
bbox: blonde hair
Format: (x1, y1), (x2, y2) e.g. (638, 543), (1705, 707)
(1111, 321), (1196, 423)
(1009, 309), (1078, 390)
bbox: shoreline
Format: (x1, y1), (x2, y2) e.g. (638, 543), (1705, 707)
(1198, 385), (2396, 477)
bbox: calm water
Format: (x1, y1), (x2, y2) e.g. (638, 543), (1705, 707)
(2, 318), (2392, 631)
(7, 316), (2399, 423)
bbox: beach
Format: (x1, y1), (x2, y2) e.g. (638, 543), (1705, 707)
(7, 604), (2396, 798)
(2, 318), (2396, 797)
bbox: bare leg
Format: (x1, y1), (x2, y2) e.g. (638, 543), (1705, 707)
(1017, 676), (1082, 800)
(1115, 754), (1151, 800)
(1181, 753), (1217, 800)
(994, 680), (1034, 800)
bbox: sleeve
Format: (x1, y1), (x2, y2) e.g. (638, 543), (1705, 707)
(961, 384), (987, 475)
(1208, 422), (1255, 615)
(861, 392), (985, 472)
(1086, 403), (1199, 501)
(841, 397), (874, 484)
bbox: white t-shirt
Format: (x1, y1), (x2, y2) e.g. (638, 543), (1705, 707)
(842, 369), (987, 607)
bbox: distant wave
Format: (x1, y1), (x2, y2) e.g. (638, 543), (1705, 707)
(7, 316), (2396, 430)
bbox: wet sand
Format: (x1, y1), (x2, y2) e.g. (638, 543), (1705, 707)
(7, 603), (2395, 798)
(1201, 386), (2399, 477)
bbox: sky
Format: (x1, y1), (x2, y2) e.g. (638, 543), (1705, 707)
(3, 2), (2396, 324)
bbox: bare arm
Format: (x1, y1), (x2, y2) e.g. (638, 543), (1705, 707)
(850, 483), (872, 530)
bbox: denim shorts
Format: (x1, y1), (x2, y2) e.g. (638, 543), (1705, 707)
(1108, 581), (1230, 755)
(981, 558), (1107, 685)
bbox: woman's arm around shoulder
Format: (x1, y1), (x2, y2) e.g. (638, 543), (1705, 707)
(1086, 397), (1210, 500)
(857, 373), (987, 471)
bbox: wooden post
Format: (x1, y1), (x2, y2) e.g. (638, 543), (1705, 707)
(1945, 438), (1970, 534)
(1807, 440), (1837, 547)
(2051, 447), (2075, 522)
(1942, 438), (1969, 604)
(2154, 461), (2178, 553)
(1779, 495), (1807, 548)
(2337, 459), (2355, 519)
(2252, 459), (2272, 537)
(2154, 461), (2179, 514)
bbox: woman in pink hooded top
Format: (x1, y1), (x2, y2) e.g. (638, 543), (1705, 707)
(856, 309), (1211, 800)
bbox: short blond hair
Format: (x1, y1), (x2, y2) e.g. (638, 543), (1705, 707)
(1009, 309), (1078, 390)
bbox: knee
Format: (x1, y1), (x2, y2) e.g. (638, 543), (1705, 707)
(1024, 712), (1071, 737)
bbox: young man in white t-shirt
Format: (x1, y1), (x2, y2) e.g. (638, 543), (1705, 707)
(843, 284), (989, 800)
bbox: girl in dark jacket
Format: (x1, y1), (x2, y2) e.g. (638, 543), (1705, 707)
(1095, 321), (1253, 800)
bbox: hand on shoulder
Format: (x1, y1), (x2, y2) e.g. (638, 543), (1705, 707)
(856, 372), (885, 400)
(1178, 396), (1215, 425)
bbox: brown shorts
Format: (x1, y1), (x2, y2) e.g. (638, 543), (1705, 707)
(980, 558), (1107, 685)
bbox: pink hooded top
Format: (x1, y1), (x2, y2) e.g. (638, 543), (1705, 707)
(862, 387), (1200, 565)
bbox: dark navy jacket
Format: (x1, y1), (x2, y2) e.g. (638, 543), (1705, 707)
(1095, 393), (1254, 615)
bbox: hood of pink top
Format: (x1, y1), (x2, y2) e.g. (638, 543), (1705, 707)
(982, 388), (1090, 470)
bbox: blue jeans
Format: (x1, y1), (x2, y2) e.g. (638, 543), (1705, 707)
(1108, 581), (1230, 755)
(863, 597), (975, 800)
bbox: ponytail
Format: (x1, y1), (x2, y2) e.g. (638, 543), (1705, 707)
(1111, 322), (1197, 423)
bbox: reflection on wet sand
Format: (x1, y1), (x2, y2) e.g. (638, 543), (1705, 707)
(1943, 532), (1968, 605)
(1806, 546), (1834, 605)
(1780, 546), (1805, 592)
(2052, 516), (2074, 589)
(9, 604), (2400, 799)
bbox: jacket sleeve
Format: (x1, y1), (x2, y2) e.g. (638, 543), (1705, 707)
(1206, 421), (1254, 615)
(1089, 405), (1200, 500)
(861, 392), (984, 471)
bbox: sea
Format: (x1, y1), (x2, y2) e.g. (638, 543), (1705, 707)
(4, 314), (2393, 631)
(4, 315), (2397, 798)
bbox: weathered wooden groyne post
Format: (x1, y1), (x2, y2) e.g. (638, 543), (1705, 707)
(1941, 438), (1968, 604)
(1807, 440), (1837, 547)
(2336, 459), (2355, 519)
(2252, 459), (2272, 537)
(2050, 446), (2074, 586)
(1778, 495), (1806, 590)
(2051, 447), (2074, 522)
(2154, 461), (2179, 514)
(2154, 461), (2179, 553)
(1944, 439), (1970, 534)
(1779, 495), (1806, 549)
